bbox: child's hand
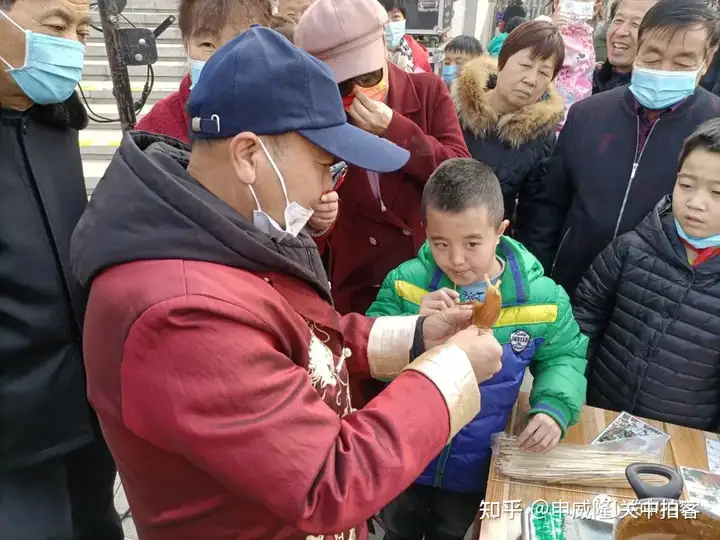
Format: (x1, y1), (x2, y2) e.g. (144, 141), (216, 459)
(518, 413), (562, 453)
(309, 191), (339, 233)
(419, 288), (460, 315)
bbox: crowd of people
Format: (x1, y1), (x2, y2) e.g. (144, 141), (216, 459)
(1, 0), (720, 539)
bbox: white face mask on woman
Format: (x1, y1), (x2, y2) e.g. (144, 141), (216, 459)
(247, 138), (315, 240)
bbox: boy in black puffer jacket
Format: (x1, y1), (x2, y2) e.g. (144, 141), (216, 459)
(574, 118), (720, 432)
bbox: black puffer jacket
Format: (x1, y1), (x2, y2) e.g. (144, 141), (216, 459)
(574, 197), (720, 431)
(592, 61), (631, 95)
(0, 93), (95, 469)
(452, 55), (564, 243)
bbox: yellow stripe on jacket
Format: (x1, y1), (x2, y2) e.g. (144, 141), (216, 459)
(394, 280), (558, 327)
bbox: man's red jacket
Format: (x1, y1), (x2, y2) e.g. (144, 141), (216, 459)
(70, 132), (481, 540)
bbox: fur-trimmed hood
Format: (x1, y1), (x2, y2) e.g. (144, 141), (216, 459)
(452, 55), (564, 148)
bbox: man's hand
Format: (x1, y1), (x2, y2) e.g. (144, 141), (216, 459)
(518, 413), (562, 453)
(446, 326), (503, 383)
(308, 191), (339, 233)
(419, 288), (460, 315)
(347, 89), (393, 136)
(422, 305), (473, 350)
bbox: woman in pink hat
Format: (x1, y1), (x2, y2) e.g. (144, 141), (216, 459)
(295, 0), (470, 404)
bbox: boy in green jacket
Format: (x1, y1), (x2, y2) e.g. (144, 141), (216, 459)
(370, 158), (587, 540)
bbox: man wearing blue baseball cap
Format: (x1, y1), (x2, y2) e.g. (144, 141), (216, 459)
(70, 26), (502, 540)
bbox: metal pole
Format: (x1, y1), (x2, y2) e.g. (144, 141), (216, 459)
(96, 0), (136, 130)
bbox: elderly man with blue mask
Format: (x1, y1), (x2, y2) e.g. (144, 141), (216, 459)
(0, 1), (122, 539)
(521, 0), (720, 299)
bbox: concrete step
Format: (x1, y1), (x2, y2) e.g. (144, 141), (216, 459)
(83, 159), (111, 196)
(90, 8), (177, 27)
(85, 40), (186, 61)
(83, 59), (187, 79)
(84, 103), (151, 130)
(88, 24), (182, 42)
(78, 79), (180, 103)
(107, 0), (180, 11)
(80, 129), (123, 160)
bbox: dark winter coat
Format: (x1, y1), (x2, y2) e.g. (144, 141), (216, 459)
(700, 50), (720, 97)
(452, 55), (564, 242)
(0, 93), (96, 469)
(521, 86), (720, 296)
(574, 198), (720, 432)
(592, 61), (631, 95)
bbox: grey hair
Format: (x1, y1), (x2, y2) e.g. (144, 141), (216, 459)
(421, 158), (504, 227)
(679, 118), (720, 168)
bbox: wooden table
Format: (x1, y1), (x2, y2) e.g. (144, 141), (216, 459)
(475, 393), (720, 540)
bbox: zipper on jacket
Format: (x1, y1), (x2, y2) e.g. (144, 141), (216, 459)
(551, 227), (572, 276)
(612, 117), (658, 239)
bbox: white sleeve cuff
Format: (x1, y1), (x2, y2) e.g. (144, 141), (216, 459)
(367, 315), (419, 380)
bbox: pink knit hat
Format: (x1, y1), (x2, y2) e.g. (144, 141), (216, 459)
(294, 0), (389, 83)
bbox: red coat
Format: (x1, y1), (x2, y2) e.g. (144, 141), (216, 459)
(83, 261), (455, 540)
(319, 63), (470, 316)
(135, 75), (191, 142)
(405, 35), (432, 73)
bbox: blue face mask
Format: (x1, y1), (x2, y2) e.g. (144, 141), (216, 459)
(189, 58), (206, 89)
(442, 64), (458, 85)
(0, 10), (85, 105)
(675, 219), (720, 249)
(629, 65), (700, 110)
(385, 20), (406, 50)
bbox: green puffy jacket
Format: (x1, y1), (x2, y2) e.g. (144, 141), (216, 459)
(487, 33), (508, 58)
(367, 237), (588, 435)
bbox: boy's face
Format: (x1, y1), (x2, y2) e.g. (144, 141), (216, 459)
(425, 206), (509, 287)
(673, 148), (720, 238)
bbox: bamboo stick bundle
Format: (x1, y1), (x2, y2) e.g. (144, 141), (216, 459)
(493, 433), (665, 488)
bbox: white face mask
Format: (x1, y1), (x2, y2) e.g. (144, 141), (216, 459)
(248, 138), (315, 240)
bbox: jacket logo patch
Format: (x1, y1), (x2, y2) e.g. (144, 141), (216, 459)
(509, 330), (531, 353)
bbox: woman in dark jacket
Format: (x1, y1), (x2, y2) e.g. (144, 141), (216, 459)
(452, 20), (565, 245)
(574, 196), (720, 431)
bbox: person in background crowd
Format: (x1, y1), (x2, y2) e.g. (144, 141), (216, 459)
(574, 118), (720, 432)
(70, 26), (504, 540)
(277, 0), (313, 21)
(593, 0), (616, 62)
(0, 0), (122, 538)
(549, 0), (597, 131)
(592, 0), (657, 94)
(295, 0), (470, 405)
(523, 0), (720, 297)
(441, 35), (484, 86)
(453, 21), (565, 244)
(380, 0), (432, 73)
(442, 36), (484, 87)
(700, 49), (720, 96)
(488, 0), (527, 57)
(368, 159), (587, 540)
(136, 0), (288, 142)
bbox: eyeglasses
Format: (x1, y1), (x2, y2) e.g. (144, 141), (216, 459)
(330, 161), (348, 190)
(337, 68), (384, 97)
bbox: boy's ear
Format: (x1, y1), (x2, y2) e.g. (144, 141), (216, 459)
(497, 219), (510, 240)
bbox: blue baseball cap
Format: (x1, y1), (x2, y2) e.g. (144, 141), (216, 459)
(187, 26), (410, 173)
